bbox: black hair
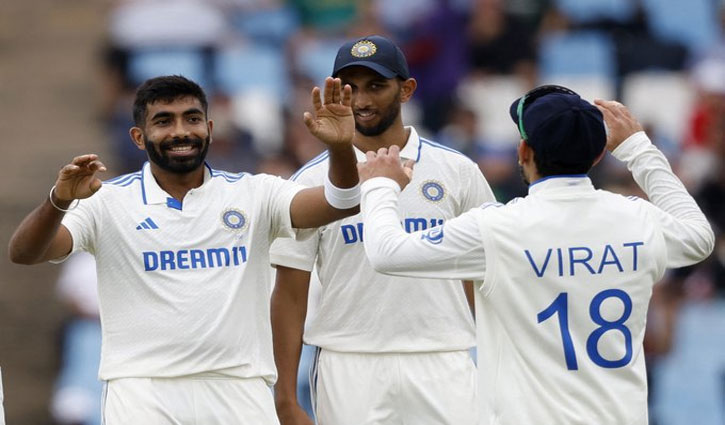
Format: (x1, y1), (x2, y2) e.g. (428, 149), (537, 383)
(532, 151), (594, 177)
(132, 75), (208, 126)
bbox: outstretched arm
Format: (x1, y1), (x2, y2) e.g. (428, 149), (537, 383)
(359, 146), (487, 280)
(290, 77), (360, 228)
(8, 154), (106, 264)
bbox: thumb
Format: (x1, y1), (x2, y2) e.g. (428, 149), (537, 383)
(90, 178), (103, 193)
(303, 112), (317, 134)
(403, 159), (415, 179)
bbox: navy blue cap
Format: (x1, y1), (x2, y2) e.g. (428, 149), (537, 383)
(332, 35), (410, 79)
(509, 85), (606, 169)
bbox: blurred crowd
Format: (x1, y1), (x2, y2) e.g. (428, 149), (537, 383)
(51, 0), (725, 424)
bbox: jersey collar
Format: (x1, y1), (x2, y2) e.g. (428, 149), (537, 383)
(352, 126), (421, 162)
(528, 175), (594, 196)
(140, 161), (212, 205)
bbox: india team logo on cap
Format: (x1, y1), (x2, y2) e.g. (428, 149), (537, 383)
(221, 208), (248, 232)
(351, 40), (377, 58)
(421, 180), (446, 202)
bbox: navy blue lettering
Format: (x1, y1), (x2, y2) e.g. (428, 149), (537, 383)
(623, 242), (644, 271)
(142, 246), (248, 272)
(207, 248), (230, 267)
(177, 250), (190, 269)
(190, 249), (206, 268)
(160, 250), (175, 270)
(597, 244), (623, 274)
(143, 252), (158, 271)
(341, 224), (358, 244)
(569, 247), (595, 275)
(356, 223), (364, 242)
(525, 249), (552, 278)
(557, 248), (564, 277)
(405, 218), (428, 233)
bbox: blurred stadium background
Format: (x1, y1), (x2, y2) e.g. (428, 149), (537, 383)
(1, 0), (724, 424)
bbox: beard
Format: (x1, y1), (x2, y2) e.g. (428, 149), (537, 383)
(355, 93), (401, 137)
(144, 134), (210, 174)
(518, 163), (530, 186)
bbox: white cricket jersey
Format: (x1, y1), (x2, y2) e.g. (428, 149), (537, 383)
(57, 162), (304, 383)
(270, 127), (496, 352)
(361, 132), (714, 425)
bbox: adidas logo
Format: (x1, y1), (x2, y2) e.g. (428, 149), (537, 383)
(136, 217), (159, 230)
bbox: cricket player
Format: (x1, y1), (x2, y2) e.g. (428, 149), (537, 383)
(357, 86), (715, 425)
(270, 35), (495, 425)
(8, 75), (360, 423)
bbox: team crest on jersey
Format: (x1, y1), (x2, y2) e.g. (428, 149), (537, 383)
(421, 180), (446, 202)
(351, 40), (377, 58)
(221, 208), (248, 232)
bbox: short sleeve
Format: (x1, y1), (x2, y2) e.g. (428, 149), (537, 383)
(260, 174), (306, 240)
(52, 192), (102, 262)
(268, 168), (322, 271)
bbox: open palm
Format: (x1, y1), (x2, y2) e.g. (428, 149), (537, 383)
(304, 77), (354, 147)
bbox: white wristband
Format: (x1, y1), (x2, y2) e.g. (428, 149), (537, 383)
(49, 185), (79, 212)
(324, 174), (361, 209)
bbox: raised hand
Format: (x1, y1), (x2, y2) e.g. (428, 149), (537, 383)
(594, 99), (644, 152)
(304, 77), (354, 147)
(54, 154), (107, 202)
(357, 145), (414, 190)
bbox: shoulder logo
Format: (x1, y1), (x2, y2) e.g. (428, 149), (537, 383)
(421, 180), (446, 202)
(221, 208), (248, 232)
(136, 217), (159, 230)
(351, 40), (377, 58)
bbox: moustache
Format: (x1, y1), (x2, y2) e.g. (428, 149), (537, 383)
(159, 137), (204, 151)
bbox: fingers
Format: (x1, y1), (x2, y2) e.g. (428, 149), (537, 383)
(332, 78), (341, 104)
(71, 154), (98, 167)
(62, 156), (107, 176)
(303, 111), (317, 134)
(311, 86), (322, 112)
(59, 163), (80, 177)
(342, 84), (352, 107)
(323, 77), (334, 105)
(594, 99), (628, 118)
(320, 77), (346, 106)
(90, 178), (103, 193)
(89, 160), (107, 173)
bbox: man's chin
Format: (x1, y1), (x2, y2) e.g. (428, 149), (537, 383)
(355, 123), (385, 137)
(153, 156), (204, 174)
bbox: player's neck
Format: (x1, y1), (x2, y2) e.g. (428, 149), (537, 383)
(149, 163), (205, 201)
(353, 123), (410, 154)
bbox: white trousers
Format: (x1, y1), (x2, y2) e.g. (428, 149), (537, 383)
(102, 375), (279, 425)
(314, 350), (477, 425)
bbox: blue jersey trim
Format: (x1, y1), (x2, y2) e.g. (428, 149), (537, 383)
(141, 163), (148, 205)
(529, 174), (588, 187)
(291, 151), (330, 181)
(166, 197), (182, 210)
(104, 171), (142, 186)
(210, 169), (246, 183)
(419, 138), (468, 158)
